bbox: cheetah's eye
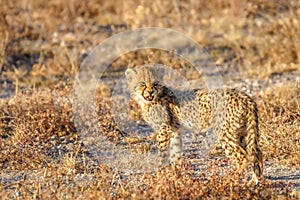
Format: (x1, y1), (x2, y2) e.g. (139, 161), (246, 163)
(138, 82), (146, 87)
(153, 81), (160, 86)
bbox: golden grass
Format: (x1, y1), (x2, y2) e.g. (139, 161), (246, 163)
(258, 83), (300, 166)
(0, 0), (300, 198)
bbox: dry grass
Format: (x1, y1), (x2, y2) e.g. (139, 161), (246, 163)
(0, 0), (300, 199)
(258, 83), (300, 166)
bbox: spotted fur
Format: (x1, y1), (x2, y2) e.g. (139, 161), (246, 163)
(125, 65), (263, 184)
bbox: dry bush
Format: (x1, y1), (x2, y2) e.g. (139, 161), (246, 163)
(0, 159), (292, 199)
(258, 83), (300, 166)
(1, 0), (299, 85)
(0, 0), (300, 199)
(0, 82), (78, 170)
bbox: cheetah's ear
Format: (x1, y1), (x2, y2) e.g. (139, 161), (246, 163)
(125, 68), (137, 83)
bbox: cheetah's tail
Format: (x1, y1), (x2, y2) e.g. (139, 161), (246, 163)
(246, 98), (263, 183)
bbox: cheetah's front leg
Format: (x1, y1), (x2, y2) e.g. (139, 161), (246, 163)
(156, 124), (182, 163)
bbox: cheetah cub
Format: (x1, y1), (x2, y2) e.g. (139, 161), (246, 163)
(125, 65), (263, 184)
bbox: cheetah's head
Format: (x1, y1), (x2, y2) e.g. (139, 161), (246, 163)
(125, 65), (164, 104)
